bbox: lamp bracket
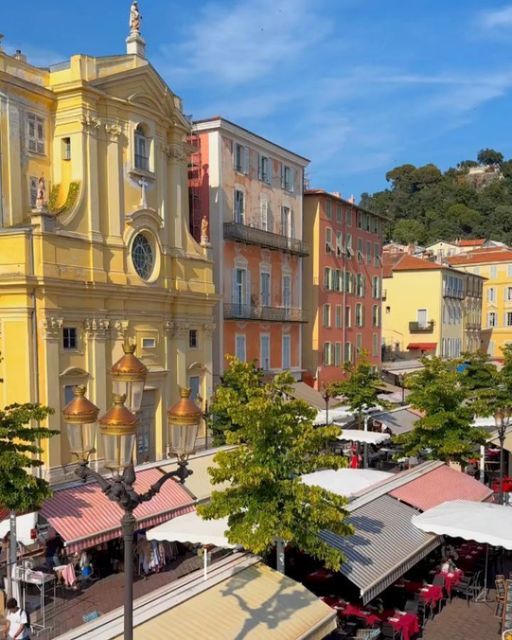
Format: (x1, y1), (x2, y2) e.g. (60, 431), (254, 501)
(75, 459), (193, 513)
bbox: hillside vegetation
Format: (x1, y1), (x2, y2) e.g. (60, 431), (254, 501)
(360, 149), (512, 245)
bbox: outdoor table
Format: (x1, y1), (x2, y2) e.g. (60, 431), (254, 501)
(341, 603), (381, 626)
(401, 580), (424, 594)
(320, 596), (346, 612)
(418, 584), (443, 606)
(306, 568), (335, 584)
(436, 569), (463, 596)
(492, 477), (512, 493)
(384, 611), (420, 640)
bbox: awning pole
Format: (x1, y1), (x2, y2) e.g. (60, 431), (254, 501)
(475, 543), (490, 602)
(479, 445), (485, 483)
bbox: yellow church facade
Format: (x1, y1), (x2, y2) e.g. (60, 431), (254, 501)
(0, 29), (216, 482)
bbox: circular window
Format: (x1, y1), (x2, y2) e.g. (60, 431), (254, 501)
(131, 233), (154, 280)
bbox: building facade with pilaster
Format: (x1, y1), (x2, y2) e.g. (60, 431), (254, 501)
(302, 190), (385, 389)
(0, 20), (215, 483)
(189, 118), (309, 381)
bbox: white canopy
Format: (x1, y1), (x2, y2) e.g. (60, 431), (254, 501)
(336, 429), (391, 444)
(148, 511), (236, 548)
(0, 512), (37, 546)
(301, 468), (392, 497)
(411, 500), (512, 550)
(314, 406), (352, 425)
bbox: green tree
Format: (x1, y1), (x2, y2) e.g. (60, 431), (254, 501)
(361, 148), (512, 245)
(477, 148), (504, 166)
(459, 351), (497, 392)
(328, 356), (385, 429)
(396, 357), (487, 462)
(199, 361), (353, 572)
(392, 218), (426, 244)
(0, 402), (56, 512)
(445, 203), (482, 236)
(207, 357), (264, 446)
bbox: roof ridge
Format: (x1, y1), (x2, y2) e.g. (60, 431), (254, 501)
(347, 460), (445, 511)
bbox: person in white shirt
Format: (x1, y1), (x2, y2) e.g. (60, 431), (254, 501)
(440, 557), (456, 574)
(4, 598), (30, 640)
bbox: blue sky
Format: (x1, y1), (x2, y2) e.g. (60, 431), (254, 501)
(3, 1), (512, 198)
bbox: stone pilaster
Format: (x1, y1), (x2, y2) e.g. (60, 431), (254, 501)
(41, 316), (64, 478)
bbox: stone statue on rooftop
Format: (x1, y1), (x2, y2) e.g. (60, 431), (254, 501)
(129, 1), (142, 34)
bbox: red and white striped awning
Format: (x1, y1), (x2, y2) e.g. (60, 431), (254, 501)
(40, 468), (195, 553)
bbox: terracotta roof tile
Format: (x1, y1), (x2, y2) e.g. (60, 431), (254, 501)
(389, 466), (492, 511)
(391, 255), (441, 271)
(448, 250), (512, 266)
(454, 239), (486, 247)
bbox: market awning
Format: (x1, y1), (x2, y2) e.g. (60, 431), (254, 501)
(336, 429), (390, 444)
(112, 562), (337, 640)
(320, 495), (440, 604)
(40, 468), (195, 553)
(407, 342), (436, 351)
(371, 407), (420, 435)
(389, 465), (492, 511)
(158, 447), (235, 502)
(411, 500), (512, 550)
(314, 406), (352, 425)
(301, 469), (392, 497)
(149, 511), (235, 548)
(0, 511), (37, 546)
(289, 382), (326, 410)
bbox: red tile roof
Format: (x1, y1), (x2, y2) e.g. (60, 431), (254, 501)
(40, 468), (194, 553)
(448, 250), (512, 266)
(392, 255), (441, 271)
(454, 239), (486, 247)
(407, 342), (437, 351)
(389, 465), (492, 511)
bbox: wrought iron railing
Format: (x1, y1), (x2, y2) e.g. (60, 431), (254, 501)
(409, 320), (435, 333)
(224, 303), (305, 322)
(223, 222), (309, 256)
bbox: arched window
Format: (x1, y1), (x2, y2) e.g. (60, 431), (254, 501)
(134, 124), (149, 171)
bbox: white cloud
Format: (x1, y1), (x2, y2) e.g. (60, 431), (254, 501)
(479, 6), (512, 29)
(158, 0), (331, 85)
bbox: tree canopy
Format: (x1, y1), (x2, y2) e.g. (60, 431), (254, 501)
(0, 402), (56, 512)
(199, 359), (353, 571)
(396, 357), (487, 462)
(328, 355), (387, 428)
(207, 357), (264, 446)
(361, 148), (512, 245)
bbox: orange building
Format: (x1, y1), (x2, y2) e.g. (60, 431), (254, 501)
(302, 191), (385, 389)
(189, 118), (309, 380)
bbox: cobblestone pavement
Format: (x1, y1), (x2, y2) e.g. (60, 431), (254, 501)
(423, 592), (502, 640)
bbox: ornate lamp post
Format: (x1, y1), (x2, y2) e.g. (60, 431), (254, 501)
(494, 408), (509, 505)
(111, 343), (148, 414)
(63, 360), (201, 640)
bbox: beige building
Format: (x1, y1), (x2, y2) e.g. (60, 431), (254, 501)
(382, 254), (483, 359)
(0, 16), (216, 482)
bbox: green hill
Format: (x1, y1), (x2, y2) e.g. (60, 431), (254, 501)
(360, 149), (512, 245)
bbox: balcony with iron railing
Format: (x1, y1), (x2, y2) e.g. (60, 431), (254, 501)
(224, 303), (306, 323)
(223, 222), (309, 256)
(409, 320), (435, 333)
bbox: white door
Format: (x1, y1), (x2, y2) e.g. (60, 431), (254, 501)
(417, 308), (427, 328)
